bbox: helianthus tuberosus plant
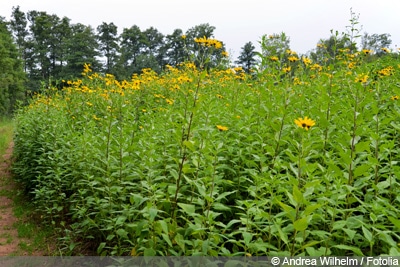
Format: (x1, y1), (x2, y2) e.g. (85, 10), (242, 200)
(12, 36), (400, 256)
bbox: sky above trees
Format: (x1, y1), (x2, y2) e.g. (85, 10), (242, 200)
(1, 0), (399, 58)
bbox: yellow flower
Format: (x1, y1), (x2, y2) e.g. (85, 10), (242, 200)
(166, 99), (174, 105)
(362, 49), (373, 55)
(377, 66), (394, 77)
(381, 47), (390, 53)
(216, 125), (228, 131)
(181, 35), (186, 40)
(270, 56), (279, 62)
(286, 49), (297, 55)
(288, 56), (299, 62)
(221, 51), (229, 57)
(302, 57), (312, 66)
(355, 74), (369, 83)
(294, 116), (316, 131)
(310, 63), (322, 72)
(82, 63), (92, 76)
(93, 115), (101, 121)
(391, 95), (399, 100)
(283, 66), (291, 73)
(194, 36), (223, 49)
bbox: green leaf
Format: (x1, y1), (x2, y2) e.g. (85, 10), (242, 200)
(333, 244), (364, 256)
(294, 217), (308, 231)
(300, 241), (322, 250)
(161, 233), (173, 247)
(106, 234), (115, 241)
(149, 208), (158, 223)
(303, 204), (321, 216)
(183, 140), (196, 152)
(178, 203), (196, 215)
(346, 216), (363, 229)
(376, 180), (391, 190)
(143, 248), (156, 256)
(305, 246), (326, 257)
(355, 141), (371, 153)
(97, 242), (106, 254)
(242, 232), (252, 246)
(116, 228), (128, 239)
(276, 224), (289, 245)
(342, 228), (356, 241)
(389, 247), (400, 256)
(115, 216), (127, 226)
(332, 220), (346, 230)
(158, 220), (169, 235)
(362, 226), (373, 243)
(353, 164), (371, 178)
(378, 232), (397, 247)
(277, 201), (296, 221)
(388, 216), (400, 229)
(212, 202), (231, 211)
(293, 185), (304, 204)
(174, 233), (185, 251)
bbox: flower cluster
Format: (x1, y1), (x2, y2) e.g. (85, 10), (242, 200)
(377, 66), (394, 78)
(355, 73), (369, 84)
(194, 36), (223, 49)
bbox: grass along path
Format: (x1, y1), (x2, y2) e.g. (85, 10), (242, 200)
(0, 121), (56, 255)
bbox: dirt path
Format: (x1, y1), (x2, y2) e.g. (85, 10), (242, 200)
(0, 141), (19, 255)
(0, 142), (53, 256)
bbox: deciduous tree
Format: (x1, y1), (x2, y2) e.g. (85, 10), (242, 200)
(0, 18), (26, 115)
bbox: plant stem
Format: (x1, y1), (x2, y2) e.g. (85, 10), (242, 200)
(298, 131), (304, 186)
(171, 70), (203, 219)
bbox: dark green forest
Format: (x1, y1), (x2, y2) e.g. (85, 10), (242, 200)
(0, 6), (393, 116)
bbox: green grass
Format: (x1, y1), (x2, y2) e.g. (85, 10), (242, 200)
(0, 118), (13, 155)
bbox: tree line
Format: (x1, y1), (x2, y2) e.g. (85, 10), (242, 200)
(0, 6), (393, 116)
(6, 6), (234, 87)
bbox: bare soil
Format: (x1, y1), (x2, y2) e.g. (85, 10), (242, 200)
(0, 142), (19, 255)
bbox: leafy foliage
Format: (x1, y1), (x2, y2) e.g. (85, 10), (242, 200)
(12, 36), (400, 256)
(0, 17), (26, 115)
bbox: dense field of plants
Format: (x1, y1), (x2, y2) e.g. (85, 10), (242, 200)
(12, 39), (400, 256)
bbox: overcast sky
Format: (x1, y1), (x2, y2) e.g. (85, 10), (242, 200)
(1, 0), (399, 59)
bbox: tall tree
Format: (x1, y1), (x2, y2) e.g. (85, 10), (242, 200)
(52, 17), (72, 75)
(63, 23), (100, 77)
(97, 22), (119, 74)
(0, 18), (26, 115)
(9, 6), (29, 72)
(235, 42), (257, 73)
(186, 23), (215, 40)
(118, 25), (146, 78)
(142, 27), (164, 72)
(26, 10), (57, 81)
(164, 29), (187, 66)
